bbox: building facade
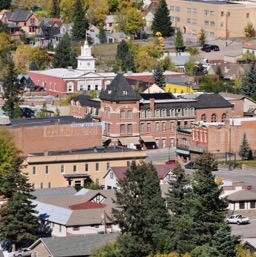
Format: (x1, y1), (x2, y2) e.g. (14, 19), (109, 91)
(166, 0), (256, 38)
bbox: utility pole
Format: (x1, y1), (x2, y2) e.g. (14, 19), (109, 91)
(225, 12), (230, 47)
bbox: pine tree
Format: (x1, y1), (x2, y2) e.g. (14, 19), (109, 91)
(187, 152), (228, 247)
(124, 52), (136, 72)
(0, 0), (11, 11)
(240, 66), (256, 98)
(53, 32), (72, 68)
(29, 58), (40, 71)
(71, 0), (89, 42)
(0, 130), (39, 251)
(50, 0), (60, 18)
(238, 133), (251, 160)
(13, 103), (22, 118)
(151, 0), (172, 37)
(153, 63), (166, 89)
(115, 40), (130, 72)
(216, 65), (224, 79)
(69, 47), (78, 69)
(2, 54), (22, 119)
(112, 161), (172, 256)
(174, 29), (184, 51)
(207, 224), (239, 257)
(99, 28), (107, 44)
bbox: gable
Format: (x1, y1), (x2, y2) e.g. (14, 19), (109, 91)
(90, 193), (106, 203)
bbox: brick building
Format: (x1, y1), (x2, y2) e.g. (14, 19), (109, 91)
(5, 116), (102, 155)
(70, 73), (236, 149)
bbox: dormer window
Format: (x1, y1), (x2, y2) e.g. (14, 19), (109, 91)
(123, 90), (128, 95)
(108, 90), (112, 94)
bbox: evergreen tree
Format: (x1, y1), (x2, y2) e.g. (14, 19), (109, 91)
(153, 63), (166, 89)
(69, 47), (78, 69)
(238, 133), (251, 160)
(115, 40), (130, 72)
(0, 130), (39, 251)
(215, 65), (224, 79)
(124, 52), (136, 72)
(0, 21), (8, 33)
(112, 161), (172, 256)
(13, 103), (22, 118)
(207, 224), (239, 257)
(0, 0), (11, 11)
(187, 152), (228, 247)
(2, 54), (22, 119)
(99, 28), (107, 44)
(174, 29), (184, 51)
(50, 0), (60, 18)
(151, 0), (172, 37)
(198, 28), (206, 47)
(29, 58), (40, 71)
(53, 32), (72, 68)
(240, 66), (256, 99)
(71, 0), (89, 42)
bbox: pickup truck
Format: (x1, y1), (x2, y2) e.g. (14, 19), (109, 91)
(226, 214), (250, 225)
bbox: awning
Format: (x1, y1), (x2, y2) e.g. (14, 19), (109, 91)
(141, 136), (156, 143)
(63, 174), (91, 179)
(175, 149), (190, 155)
(119, 137), (140, 145)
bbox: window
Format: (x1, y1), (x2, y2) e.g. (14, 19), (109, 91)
(170, 6), (174, 11)
(127, 110), (132, 119)
(32, 166), (36, 175)
(184, 121), (188, 128)
(120, 124), (125, 134)
(73, 226), (80, 231)
(48, 182), (51, 188)
(61, 164), (65, 173)
(107, 162), (110, 169)
(45, 165), (49, 174)
(162, 122), (166, 131)
(155, 110), (160, 117)
(239, 202), (245, 209)
(67, 82), (74, 92)
(95, 178), (99, 185)
(204, 20), (209, 26)
(40, 183), (43, 189)
(210, 11), (215, 16)
(140, 123), (145, 133)
(220, 22), (224, 27)
(75, 181), (81, 187)
(73, 165), (77, 173)
(201, 114), (206, 122)
(30, 18), (35, 24)
(221, 11), (224, 16)
(147, 123), (151, 132)
(211, 114), (217, 122)
(95, 85), (98, 90)
(250, 201), (255, 208)
(210, 21), (215, 27)
(170, 122), (174, 131)
(175, 17), (180, 22)
(146, 110), (151, 117)
(31, 183), (35, 189)
(59, 224), (62, 232)
(123, 90), (128, 95)
(127, 124), (132, 134)
(85, 163), (89, 172)
(120, 111), (125, 119)
(221, 113), (227, 122)
(110, 172), (114, 179)
(96, 163), (99, 171)
(155, 122), (160, 132)
(87, 85), (91, 91)
(175, 6), (180, 12)
(140, 111), (145, 118)
(246, 13), (249, 18)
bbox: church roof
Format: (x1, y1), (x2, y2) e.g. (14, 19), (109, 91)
(99, 73), (141, 101)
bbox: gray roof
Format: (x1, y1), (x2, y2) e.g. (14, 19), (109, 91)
(72, 94), (100, 109)
(196, 93), (233, 109)
(8, 9), (33, 22)
(31, 187), (76, 199)
(228, 190), (256, 201)
(100, 73), (141, 101)
(32, 233), (119, 257)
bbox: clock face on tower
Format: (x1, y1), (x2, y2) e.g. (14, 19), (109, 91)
(87, 62), (90, 66)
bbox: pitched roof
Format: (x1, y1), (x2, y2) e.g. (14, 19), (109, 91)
(99, 73), (141, 101)
(8, 9), (33, 22)
(31, 233), (119, 257)
(140, 93), (176, 100)
(31, 187), (76, 198)
(69, 202), (106, 210)
(72, 94), (100, 108)
(227, 190), (256, 201)
(196, 93), (233, 109)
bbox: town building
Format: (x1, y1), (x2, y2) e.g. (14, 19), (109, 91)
(166, 0), (256, 38)
(5, 116), (102, 155)
(23, 146), (147, 189)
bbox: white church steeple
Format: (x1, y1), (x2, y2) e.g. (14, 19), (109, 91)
(76, 40), (96, 72)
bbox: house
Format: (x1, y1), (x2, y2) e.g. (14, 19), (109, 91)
(104, 15), (118, 33)
(242, 44), (256, 57)
(243, 238), (256, 255)
(104, 164), (175, 189)
(87, 24), (100, 45)
(33, 189), (119, 236)
(227, 189), (256, 214)
(106, 31), (127, 43)
(23, 146), (147, 189)
(29, 233), (119, 257)
(166, 76), (198, 94)
(1, 9), (40, 40)
(166, 0), (256, 38)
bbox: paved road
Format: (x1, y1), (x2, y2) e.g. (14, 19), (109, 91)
(146, 148), (176, 163)
(229, 216), (256, 238)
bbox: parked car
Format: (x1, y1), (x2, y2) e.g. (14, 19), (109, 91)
(175, 46), (186, 52)
(210, 45), (220, 51)
(201, 44), (211, 52)
(13, 248), (31, 257)
(226, 214), (250, 225)
(184, 161), (196, 169)
(165, 159), (176, 165)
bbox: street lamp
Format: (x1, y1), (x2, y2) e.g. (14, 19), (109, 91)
(225, 12), (230, 47)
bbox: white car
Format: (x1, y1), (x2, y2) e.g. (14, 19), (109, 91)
(12, 248), (31, 257)
(226, 214), (250, 225)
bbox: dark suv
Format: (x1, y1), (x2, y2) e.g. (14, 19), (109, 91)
(201, 44), (219, 52)
(210, 45), (220, 51)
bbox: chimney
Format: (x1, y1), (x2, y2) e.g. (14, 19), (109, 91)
(150, 98), (155, 115)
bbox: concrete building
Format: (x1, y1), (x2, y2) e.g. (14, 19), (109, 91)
(23, 146), (147, 189)
(166, 0), (256, 38)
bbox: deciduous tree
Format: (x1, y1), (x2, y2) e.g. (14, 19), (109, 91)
(87, 0), (108, 27)
(151, 0), (172, 37)
(0, 129), (39, 251)
(244, 22), (255, 37)
(198, 28), (206, 47)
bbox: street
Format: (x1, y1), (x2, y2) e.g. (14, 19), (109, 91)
(229, 216), (256, 238)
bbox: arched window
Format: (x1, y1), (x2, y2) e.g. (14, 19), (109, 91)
(162, 109), (167, 117)
(146, 110), (151, 118)
(221, 113), (227, 122)
(201, 114), (206, 122)
(211, 113), (217, 122)
(155, 109), (160, 117)
(170, 109), (175, 117)
(140, 110), (145, 118)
